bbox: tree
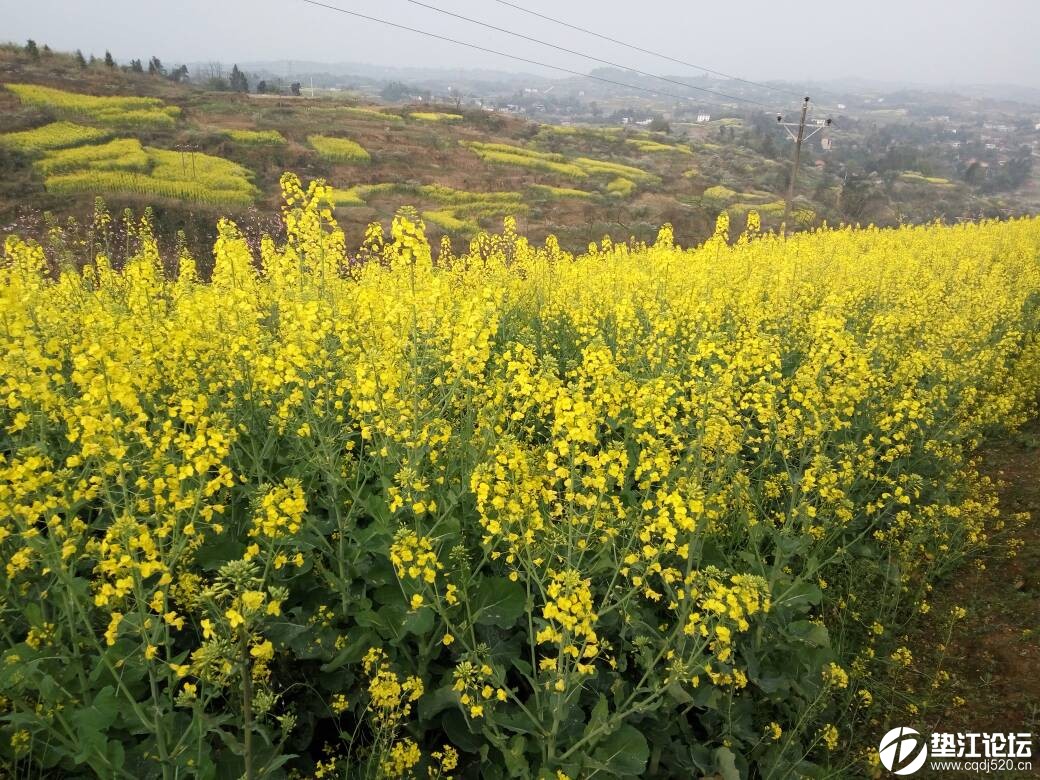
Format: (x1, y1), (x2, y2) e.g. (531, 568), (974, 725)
(229, 64), (249, 93)
(648, 115), (671, 133)
(129, 59), (144, 73)
(104, 50), (115, 68)
(169, 64), (189, 83)
(380, 81), (411, 101)
(290, 82), (301, 97)
(74, 49), (87, 68)
(25, 40), (39, 60)
(148, 56), (165, 77)
(256, 80), (268, 94)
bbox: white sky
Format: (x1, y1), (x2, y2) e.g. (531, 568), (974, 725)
(3, 0), (1039, 88)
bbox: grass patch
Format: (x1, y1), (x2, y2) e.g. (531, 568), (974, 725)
(34, 138), (150, 176)
(224, 129), (286, 146)
(308, 135), (371, 163)
(338, 106), (402, 122)
(899, 171), (954, 187)
(4, 83), (181, 129)
(0, 121), (111, 154)
(626, 139), (691, 155)
(528, 184), (595, 200)
(574, 157), (657, 184)
(473, 150), (587, 179)
(606, 177), (636, 197)
(39, 143), (257, 206)
(422, 209), (477, 233)
(702, 185), (739, 206)
(44, 171), (255, 206)
(410, 112), (462, 122)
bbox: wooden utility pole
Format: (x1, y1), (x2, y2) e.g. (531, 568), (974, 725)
(778, 96), (830, 231)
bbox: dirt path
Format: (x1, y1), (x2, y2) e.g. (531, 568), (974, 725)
(915, 422), (1040, 777)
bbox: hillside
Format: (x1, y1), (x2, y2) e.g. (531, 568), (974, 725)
(6, 44), (1022, 265)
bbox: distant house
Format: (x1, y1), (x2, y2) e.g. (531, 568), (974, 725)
(836, 103), (846, 110)
(1035, 122), (1040, 131)
(696, 113), (711, 122)
(821, 137), (832, 150)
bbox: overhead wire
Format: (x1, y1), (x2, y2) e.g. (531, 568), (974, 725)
(488, 0), (805, 100)
(298, 0), (785, 111)
(396, 0), (776, 108)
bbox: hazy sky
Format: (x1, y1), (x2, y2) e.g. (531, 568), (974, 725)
(3, 0), (1039, 88)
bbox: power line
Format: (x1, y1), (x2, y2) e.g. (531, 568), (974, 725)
(489, 0), (804, 100)
(397, 0), (773, 108)
(298, 0), (775, 110)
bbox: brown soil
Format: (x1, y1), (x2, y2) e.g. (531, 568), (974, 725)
(913, 421), (1040, 778)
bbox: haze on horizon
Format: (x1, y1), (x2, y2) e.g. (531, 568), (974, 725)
(2, 0), (1039, 91)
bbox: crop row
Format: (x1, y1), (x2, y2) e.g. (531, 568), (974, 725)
(4, 83), (182, 129)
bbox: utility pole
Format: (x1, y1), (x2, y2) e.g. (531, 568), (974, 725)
(778, 97), (831, 231)
(174, 144), (199, 180)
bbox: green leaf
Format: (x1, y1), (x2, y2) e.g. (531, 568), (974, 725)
(589, 724), (649, 777)
(788, 620), (830, 648)
(778, 581), (822, 609)
(442, 708), (484, 752)
(502, 734), (530, 778)
(402, 606), (435, 636)
(715, 746), (741, 780)
(582, 694), (611, 742)
(666, 679), (694, 704)
(69, 686), (119, 765)
(418, 685), (457, 722)
(472, 577), (526, 628)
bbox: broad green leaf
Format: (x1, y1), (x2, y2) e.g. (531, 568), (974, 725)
(589, 724), (649, 777)
(472, 577), (526, 628)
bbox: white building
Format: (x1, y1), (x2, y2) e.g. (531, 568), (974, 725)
(696, 113), (711, 123)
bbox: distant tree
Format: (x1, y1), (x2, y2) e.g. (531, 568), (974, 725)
(168, 64), (189, 83)
(129, 59), (144, 73)
(290, 82), (301, 97)
(229, 64), (249, 93)
(74, 49), (87, 68)
(42, 44), (51, 56)
(89, 54), (98, 66)
(104, 50), (115, 68)
(759, 131), (778, 160)
(256, 80), (268, 94)
(25, 40), (39, 60)
(380, 80), (411, 101)
(648, 116), (671, 133)
(963, 161), (985, 187)
(148, 56), (165, 76)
